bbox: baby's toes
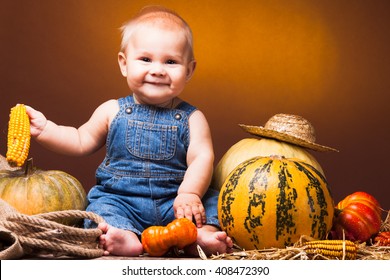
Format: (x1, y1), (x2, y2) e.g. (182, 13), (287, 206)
(215, 231), (228, 241)
(99, 234), (106, 245)
(98, 222), (109, 233)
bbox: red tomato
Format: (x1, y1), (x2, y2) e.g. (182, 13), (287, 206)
(331, 191), (382, 242)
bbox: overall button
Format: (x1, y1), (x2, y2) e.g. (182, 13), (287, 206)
(105, 159), (110, 166)
(125, 107), (132, 114)
(174, 113), (182, 120)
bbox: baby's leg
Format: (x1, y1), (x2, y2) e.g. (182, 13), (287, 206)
(185, 225), (234, 256)
(98, 223), (143, 257)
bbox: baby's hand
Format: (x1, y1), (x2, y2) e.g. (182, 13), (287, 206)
(174, 193), (206, 227)
(25, 105), (47, 137)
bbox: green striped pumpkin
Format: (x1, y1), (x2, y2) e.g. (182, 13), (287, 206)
(218, 156), (334, 249)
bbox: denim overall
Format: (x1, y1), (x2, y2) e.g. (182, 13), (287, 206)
(85, 95), (220, 235)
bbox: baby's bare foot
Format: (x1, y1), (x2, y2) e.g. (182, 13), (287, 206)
(98, 223), (143, 256)
(185, 225), (234, 257)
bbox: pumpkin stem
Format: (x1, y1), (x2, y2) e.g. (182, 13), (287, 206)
(269, 155), (285, 160)
(333, 208), (342, 216)
(24, 158), (34, 176)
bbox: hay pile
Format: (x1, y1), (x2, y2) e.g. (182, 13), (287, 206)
(204, 242), (390, 260)
(202, 211), (390, 260)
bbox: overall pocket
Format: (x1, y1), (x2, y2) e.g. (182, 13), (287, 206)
(126, 120), (178, 160)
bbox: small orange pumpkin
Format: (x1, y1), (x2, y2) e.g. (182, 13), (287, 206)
(141, 218), (197, 256)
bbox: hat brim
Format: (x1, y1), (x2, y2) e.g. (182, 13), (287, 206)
(239, 124), (339, 152)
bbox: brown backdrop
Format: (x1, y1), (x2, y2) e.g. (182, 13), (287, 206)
(1, 0), (389, 209)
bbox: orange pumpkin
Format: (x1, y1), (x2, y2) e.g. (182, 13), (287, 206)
(141, 218), (197, 256)
(331, 191), (382, 242)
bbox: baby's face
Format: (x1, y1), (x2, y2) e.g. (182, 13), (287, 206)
(119, 25), (195, 106)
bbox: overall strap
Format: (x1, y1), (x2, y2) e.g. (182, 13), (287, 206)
(118, 95), (134, 108)
(176, 101), (197, 116)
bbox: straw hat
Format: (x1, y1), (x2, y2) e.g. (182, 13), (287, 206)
(239, 113), (338, 152)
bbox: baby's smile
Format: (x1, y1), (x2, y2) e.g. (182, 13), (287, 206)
(144, 80), (170, 86)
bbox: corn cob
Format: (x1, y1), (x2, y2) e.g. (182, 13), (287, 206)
(303, 240), (357, 260)
(6, 104), (31, 167)
(374, 232), (390, 246)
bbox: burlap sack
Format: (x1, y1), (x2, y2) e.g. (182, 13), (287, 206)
(0, 198), (104, 259)
(0, 155), (23, 259)
(0, 199), (24, 259)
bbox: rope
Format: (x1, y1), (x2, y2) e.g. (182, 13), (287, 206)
(0, 210), (105, 258)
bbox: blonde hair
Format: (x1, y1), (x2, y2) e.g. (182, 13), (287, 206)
(120, 6), (194, 60)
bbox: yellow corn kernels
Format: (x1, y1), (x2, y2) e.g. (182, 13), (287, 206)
(303, 240), (357, 260)
(6, 104), (31, 167)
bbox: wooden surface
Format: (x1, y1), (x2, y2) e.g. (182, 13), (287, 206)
(23, 255), (202, 260)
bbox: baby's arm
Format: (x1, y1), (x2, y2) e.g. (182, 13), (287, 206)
(174, 110), (214, 227)
(26, 100), (118, 156)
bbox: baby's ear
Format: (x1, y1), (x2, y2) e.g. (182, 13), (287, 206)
(118, 52), (128, 77)
(186, 60), (196, 81)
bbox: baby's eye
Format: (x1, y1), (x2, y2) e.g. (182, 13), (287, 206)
(166, 59), (177, 65)
(140, 57), (151, 62)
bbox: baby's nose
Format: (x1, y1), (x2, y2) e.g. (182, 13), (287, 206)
(150, 63), (166, 76)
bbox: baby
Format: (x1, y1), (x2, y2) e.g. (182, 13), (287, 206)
(26, 6), (233, 257)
